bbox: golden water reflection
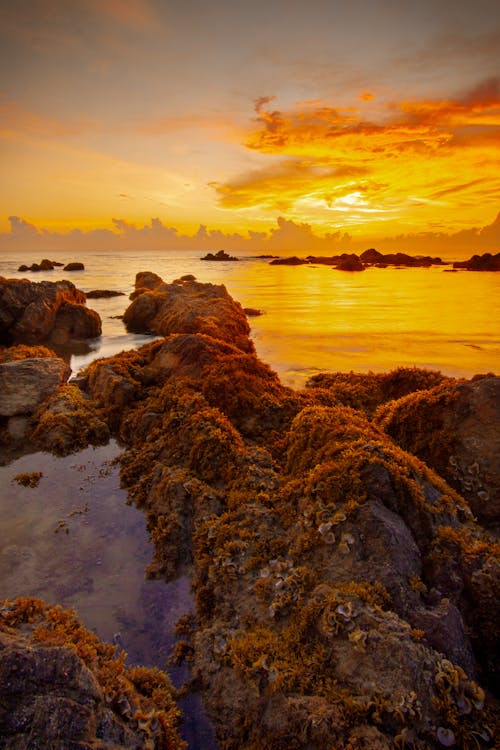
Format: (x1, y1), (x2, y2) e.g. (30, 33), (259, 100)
(224, 264), (500, 387)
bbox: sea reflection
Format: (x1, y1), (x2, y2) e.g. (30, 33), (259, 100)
(0, 441), (218, 750)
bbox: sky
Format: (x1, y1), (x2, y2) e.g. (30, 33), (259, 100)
(0, 0), (499, 255)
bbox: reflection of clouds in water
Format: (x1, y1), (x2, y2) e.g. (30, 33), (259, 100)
(0, 441), (218, 749)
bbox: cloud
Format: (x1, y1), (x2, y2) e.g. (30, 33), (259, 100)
(1, 211), (499, 258)
(212, 159), (370, 211)
(211, 85), (500, 228)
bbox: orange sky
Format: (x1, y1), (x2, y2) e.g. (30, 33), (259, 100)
(0, 0), (499, 255)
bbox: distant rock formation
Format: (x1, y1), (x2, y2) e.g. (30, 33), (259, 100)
(270, 256), (307, 265)
(201, 250), (239, 261)
(0, 277), (101, 346)
(453, 252), (500, 271)
(63, 261), (85, 271)
(270, 251), (444, 269)
(85, 289), (126, 298)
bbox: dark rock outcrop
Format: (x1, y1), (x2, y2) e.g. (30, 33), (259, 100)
(0, 277), (101, 346)
(0, 598), (184, 750)
(201, 250), (238, 261)
(453, 252), (500, 271)
(269, 256), (307, 265)
(85, 290), (126, 298)
(336, 255), (365, 271)
(63, 262), (85, 271)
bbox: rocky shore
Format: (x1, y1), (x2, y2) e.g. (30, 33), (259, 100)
(0, 273), (498, 749)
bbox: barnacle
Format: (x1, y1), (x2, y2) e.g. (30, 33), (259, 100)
(436, 726), (456, 746)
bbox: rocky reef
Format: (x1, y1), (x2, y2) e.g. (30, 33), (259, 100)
(0, 597), (184, 749)
(1, 273), (498, 749)
(452, 253), (500, 272)
(269, 251), (445, 270)
(0, 276), (101, 346)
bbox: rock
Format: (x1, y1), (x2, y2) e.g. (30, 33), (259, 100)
(335, 255), (365, 271)
(0, 277), (101, 346)
(29, 384), (110, 455)
(123, 274), (253, 353)
(39, 259), (55, 270)
(63, 262), (85, 271)
(453, 252), (500, 271)
(17, 264), (29, 272)
(201, 250), (238, 261)
(243, 307), (263, 316)
(85, 290), (125, 298)
(0, 357), (70, 416)
(0, 598), (184, 750)
(269, 256), (307, 265)
(360, 248), (385, 264)
(375, 376), (500, 526)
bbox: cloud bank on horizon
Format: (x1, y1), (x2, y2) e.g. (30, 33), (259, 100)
(0, 0), (499, 244)
(1, 211), (499, 260)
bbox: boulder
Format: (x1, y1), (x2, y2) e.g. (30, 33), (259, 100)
(123, 274), (253, 353)
(0, 357), (70, 416)
(375, 376), (500, 526)
(0, 277), (101, 346)
(0, 598), (184, 750)
(63, 262), (85, 271)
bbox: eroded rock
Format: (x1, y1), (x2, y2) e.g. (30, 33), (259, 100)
(0, 277), (101, 346)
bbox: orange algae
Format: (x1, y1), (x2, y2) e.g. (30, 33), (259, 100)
(29, 383), (110, 455)
(13, 470), (43, 487)
(0, 597), (185, 749)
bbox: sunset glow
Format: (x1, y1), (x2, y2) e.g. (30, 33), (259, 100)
(1, 0), (499, 255)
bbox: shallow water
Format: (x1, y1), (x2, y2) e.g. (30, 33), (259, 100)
(0, 442), (217, 750)
(0, 250), (498, 386)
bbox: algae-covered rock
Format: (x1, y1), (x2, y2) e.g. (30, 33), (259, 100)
(28, 383), (110, 455)
(123, 273), (252, 352)
(375, 376), (500, 526)
(0, 597), (185, 749)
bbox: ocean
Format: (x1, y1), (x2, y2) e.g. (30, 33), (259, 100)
(1, 248), (499, 382)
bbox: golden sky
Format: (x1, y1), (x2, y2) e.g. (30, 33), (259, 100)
(0, 0), (499, 254)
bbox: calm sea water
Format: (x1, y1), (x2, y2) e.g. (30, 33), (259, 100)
(1, 249), (499, 384)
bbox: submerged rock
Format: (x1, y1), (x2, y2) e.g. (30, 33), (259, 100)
(0, 598), (184, 750)
(63, 261), (85, 271)
(0, 277), (101, 346)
